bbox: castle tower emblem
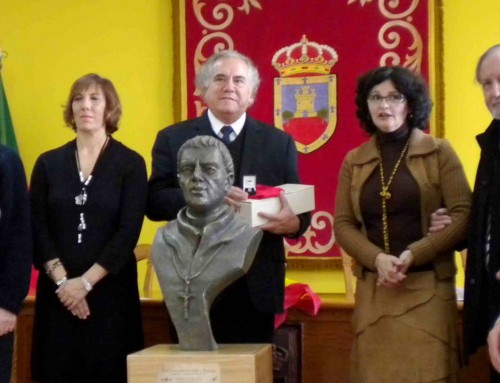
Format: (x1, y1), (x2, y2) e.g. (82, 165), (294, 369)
(295, 86), (317, 118)
(272, 35), (338, 154)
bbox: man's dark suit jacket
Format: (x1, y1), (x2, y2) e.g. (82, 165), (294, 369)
(0, 144), (32, 315)
(0, 144), (32, 382)
(146, 113), (310, 314)
(464, 119), (500, 365)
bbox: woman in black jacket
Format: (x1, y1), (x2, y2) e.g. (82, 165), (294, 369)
(30, 74), (147, 383)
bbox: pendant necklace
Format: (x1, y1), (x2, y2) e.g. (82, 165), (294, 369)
(171, 242), (226, 320)
(377, 139), (409, 254)
(74, 135), (110, 244)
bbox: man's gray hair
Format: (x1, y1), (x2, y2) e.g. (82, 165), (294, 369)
(476, 44), (500, 82)
(177, 135), (234, 176)
(195, 50), (261, 98)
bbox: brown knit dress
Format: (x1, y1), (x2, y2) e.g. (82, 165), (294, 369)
(350, 128), (460, 383)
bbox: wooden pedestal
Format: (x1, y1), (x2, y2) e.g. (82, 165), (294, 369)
(127, 343), (273, 383)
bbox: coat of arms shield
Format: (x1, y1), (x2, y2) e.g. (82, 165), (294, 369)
(272, 36), (338, 154)
(274, 75), (337, 154)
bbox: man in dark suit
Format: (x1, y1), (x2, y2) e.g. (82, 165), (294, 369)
(0, 144), (32, 383)
(429, 44), (500, 382)
(146, 50), (310, 344)
(433, 44), (500, 382)
(462, 45), (500, 382)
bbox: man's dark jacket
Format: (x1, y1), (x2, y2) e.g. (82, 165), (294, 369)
(146, 114), (310, 313)
(0, 144), (32, 315)
(464, 119), (500, 360)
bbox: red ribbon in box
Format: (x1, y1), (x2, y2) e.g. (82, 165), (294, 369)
(248, 184), (284, 200)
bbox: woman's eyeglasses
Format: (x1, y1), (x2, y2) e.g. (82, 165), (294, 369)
(367, 94), (406, 105)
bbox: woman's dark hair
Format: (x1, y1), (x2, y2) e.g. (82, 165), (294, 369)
(355, 66), (432, 134)
(63, 73), (122, 134)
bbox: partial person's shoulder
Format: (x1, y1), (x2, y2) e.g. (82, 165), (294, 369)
(247, 116), (293, 140)
(36, 142), (72, 163)
(415, 131), (453, 153)
(0, 145), (25, 177)
(433, 137), (460, 160)
(406, 130), (462, 166)
(405, 128), (443, 156)
(157, 116), (203, 137)
(111, 139), (145, 164)
(433, 136), (453, 150)
(0, 144), (19, 162)
(430, 137), (452, 153)
(343, 138), (377, 166)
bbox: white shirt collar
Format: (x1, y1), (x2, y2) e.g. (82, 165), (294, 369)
(207, 110), (246, 137)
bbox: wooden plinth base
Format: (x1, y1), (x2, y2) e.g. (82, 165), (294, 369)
(127, 343), (273, 383)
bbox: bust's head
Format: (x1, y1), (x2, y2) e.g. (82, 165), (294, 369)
(177, 136), (234, 217)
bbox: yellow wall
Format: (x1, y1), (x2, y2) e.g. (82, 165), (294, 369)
(0, 0), (173, 245)
(1, 1), (499, 294)
(443, 0), (500, 183)
(442, 0), (500, 290)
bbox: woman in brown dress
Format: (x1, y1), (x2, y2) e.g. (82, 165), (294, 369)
(334, 66), (471, 383)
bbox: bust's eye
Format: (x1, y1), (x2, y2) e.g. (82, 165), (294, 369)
(179, 166), (193, 175)
(205, 166), (217, 175)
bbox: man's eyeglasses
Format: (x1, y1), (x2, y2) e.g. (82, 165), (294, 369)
(367, 94), (406, 105)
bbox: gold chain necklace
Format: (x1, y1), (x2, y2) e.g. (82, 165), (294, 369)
(377, 140), (410, 254)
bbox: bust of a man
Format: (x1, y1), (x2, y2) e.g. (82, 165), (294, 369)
(152, 135), (262, 351)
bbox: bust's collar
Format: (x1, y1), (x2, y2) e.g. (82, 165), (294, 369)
(177, 205), (235, 239)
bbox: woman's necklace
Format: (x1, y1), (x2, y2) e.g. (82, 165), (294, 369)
(74, 135), (110, 244)
(377, 139), (410, 254)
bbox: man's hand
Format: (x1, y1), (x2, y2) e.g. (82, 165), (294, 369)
(489, 321), (500, 373)
(258, 193), (300, 235)
(224, 186), (248, 212)
(428, 208), (452, 233)
(0, 308), (16, 336)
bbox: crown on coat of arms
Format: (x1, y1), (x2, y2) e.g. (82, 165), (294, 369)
(272, 35), (338, 77)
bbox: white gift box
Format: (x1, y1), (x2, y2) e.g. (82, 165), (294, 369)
(235, 184), (315, 227)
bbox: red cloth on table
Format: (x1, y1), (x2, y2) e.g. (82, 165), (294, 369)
(274, 283), (322, 329)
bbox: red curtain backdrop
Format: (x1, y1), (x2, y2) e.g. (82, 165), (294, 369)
(177, 0), (433, 257)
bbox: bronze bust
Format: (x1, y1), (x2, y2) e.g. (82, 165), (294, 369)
(152, 136), (262, 350)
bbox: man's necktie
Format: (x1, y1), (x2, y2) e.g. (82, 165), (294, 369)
(220, 125), (234, 145)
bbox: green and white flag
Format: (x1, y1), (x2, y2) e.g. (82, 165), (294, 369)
(0, 72), (18, 151)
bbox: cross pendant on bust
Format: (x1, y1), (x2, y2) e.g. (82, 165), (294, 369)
(178, 279), (194, 320)
(380, 188), (391, 200)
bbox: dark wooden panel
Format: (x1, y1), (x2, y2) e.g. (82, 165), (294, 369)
(273, 324), (302, 383)
(14, 295), (491, 383)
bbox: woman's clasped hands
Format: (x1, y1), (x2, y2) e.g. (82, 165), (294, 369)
(56, 278), (91, 320)
(375, 250), (414, 288)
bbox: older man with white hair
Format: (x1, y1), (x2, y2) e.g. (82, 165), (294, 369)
(147, 50), (310, 344)
(460, 44), (500, 381)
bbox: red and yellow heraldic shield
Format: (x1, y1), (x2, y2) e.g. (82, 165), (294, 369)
(273, 36), (338, 154)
